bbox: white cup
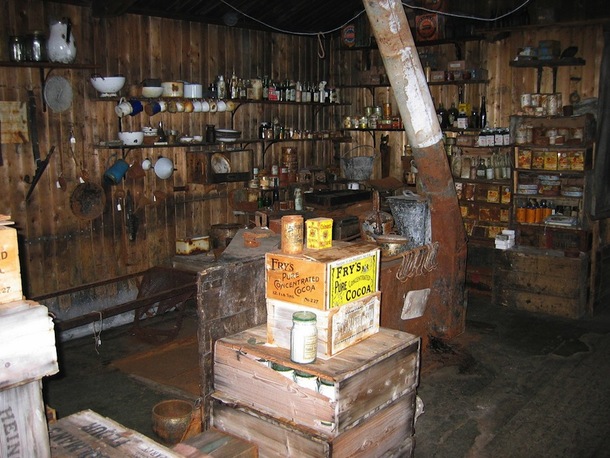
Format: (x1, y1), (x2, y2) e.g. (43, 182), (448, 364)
(217, 100), (227, 112)
(208, 100), (217, 113)
(201, 100), (210, 112)
(141, 158), (152, 171)
(115, 98), (132, 117)
(192, 100), (203, 112)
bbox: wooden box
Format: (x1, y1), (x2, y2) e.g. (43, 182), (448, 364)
(0, 225), (23, 304)
(49, 410), (182, 457)
(493, 246), (589, 318)
(173, 429), (258, 458)
(266, 292), (380, 358)
(213, 325), (420, 437)
(0, 300), (58, 390)
(265, 241), (380, 310)
(212, 392), (415, 458)
(1, 380), (51, 458)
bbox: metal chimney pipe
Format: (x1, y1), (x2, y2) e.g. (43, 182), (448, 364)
(363, 0), (468, 339)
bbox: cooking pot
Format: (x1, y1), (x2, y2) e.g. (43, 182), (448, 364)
(161, 81), (184, 97)
(372, 234), (410, 258)
(183, 83), (203, 98)
(210, 223), (246, 249)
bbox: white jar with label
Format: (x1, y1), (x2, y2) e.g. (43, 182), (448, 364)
(290, 311), (318, 364)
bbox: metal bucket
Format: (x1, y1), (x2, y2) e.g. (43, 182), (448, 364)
(151, 399), (193, 444)
(340, 145), (378, 181)
(386, 190), (430, 249)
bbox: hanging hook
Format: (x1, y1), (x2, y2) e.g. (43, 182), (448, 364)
(317, 32), (325, 59)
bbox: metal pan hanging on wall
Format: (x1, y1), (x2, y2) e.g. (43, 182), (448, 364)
(44, 75), (73, 113)
(70, 181), (106, 220)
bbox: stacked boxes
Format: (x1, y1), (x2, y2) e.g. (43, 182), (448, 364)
(265, 240), (381, 358)
(211, 240), (421, 456)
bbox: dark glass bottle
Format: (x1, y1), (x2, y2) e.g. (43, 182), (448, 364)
(448, 103), (459, 128)
(436, 102), (449, 129)
(479, 96), (487, 129)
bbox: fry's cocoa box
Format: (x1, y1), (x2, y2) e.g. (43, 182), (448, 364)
(265, 241), (380, 310)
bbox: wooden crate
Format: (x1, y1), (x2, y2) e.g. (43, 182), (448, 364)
(0, 300), (58, 390)
(173, 428), (258, 457)
(266, 292), (380, 358)
(213, 325), (420, 437)
(0, 225), (23, 304)
(493, 246), (589, 318)
(265, 241), (380, 310)
(1, 380), (51, 458)
(49, 410), (182, 457)
(212, 392), (415, 458)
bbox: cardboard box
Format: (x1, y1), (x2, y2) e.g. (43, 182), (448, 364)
(448, 60), (466, 71)
(265, 241), (380, 310)
(415, 13), (445, 41)
(306, 217), (333, 250)
(266, 292), (380, 358)
(0, 225), (23, 304)
(213, 324), (420, 438)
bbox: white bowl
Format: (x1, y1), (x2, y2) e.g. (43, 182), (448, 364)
(142, 86), (164, 98)
(118, 131), (144, 145)
(90, 76), (126, 96)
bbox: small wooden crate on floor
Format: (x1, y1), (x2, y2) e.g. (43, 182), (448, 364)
(212, 392), (415, 458)
(213, 325), (420, 437)
(49, 410), (182, 457)
(266, 292), (380, 358)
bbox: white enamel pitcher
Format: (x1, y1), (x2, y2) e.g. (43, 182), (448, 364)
(47, 17), (77, 63)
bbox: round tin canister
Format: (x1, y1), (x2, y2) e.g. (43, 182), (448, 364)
(520, 93), (532, 108)
(281, 215), (303, 254)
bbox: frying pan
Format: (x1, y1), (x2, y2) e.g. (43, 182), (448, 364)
(70, 181), (106, 220)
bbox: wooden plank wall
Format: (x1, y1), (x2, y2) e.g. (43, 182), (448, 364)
(0, 1), (605, 302)
(0, 1), (330, 298)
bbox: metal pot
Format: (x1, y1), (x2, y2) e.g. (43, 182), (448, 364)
(373, 234), (410, 258)
(210, 223), (246, 249)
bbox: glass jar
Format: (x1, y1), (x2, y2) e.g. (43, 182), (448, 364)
(290, 311), (317, 364)
(8, 36), (25, 62)
(25, 31), (47, 62)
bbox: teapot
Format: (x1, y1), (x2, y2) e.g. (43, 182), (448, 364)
(47, 17), (76, 63)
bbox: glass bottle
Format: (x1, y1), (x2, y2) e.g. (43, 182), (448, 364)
(457, 110), (469, 129)
(448, 103), (459, 128)
(436, 102), (448, 129)
(476, 157), (486, 179)
(479, 96), (487, 129)
(290, 311), (317, 364)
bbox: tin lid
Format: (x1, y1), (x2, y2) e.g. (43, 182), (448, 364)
(292, 311), (316, 322)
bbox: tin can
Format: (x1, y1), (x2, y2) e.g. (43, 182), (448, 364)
(520, 93), (532, 108)
(530, 93), (541, 107)
(281, 215), (303, 254)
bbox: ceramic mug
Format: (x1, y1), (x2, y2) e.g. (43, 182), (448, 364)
(192, 100), (203, 112)
(145, 101), (162, 116)
(201, 99), (210, 112)
(128, 99), (143, 116)
(208, 100), (217, 113)
(115, 98), (132, 117)
(104, 158), (129, 184)
(216, 100), (227, 112)
(183, 100), (194, 113)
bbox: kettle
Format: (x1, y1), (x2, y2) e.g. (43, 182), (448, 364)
(47, 17), (77, 64)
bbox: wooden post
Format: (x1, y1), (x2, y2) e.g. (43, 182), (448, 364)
(363, 0), (468, 339)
